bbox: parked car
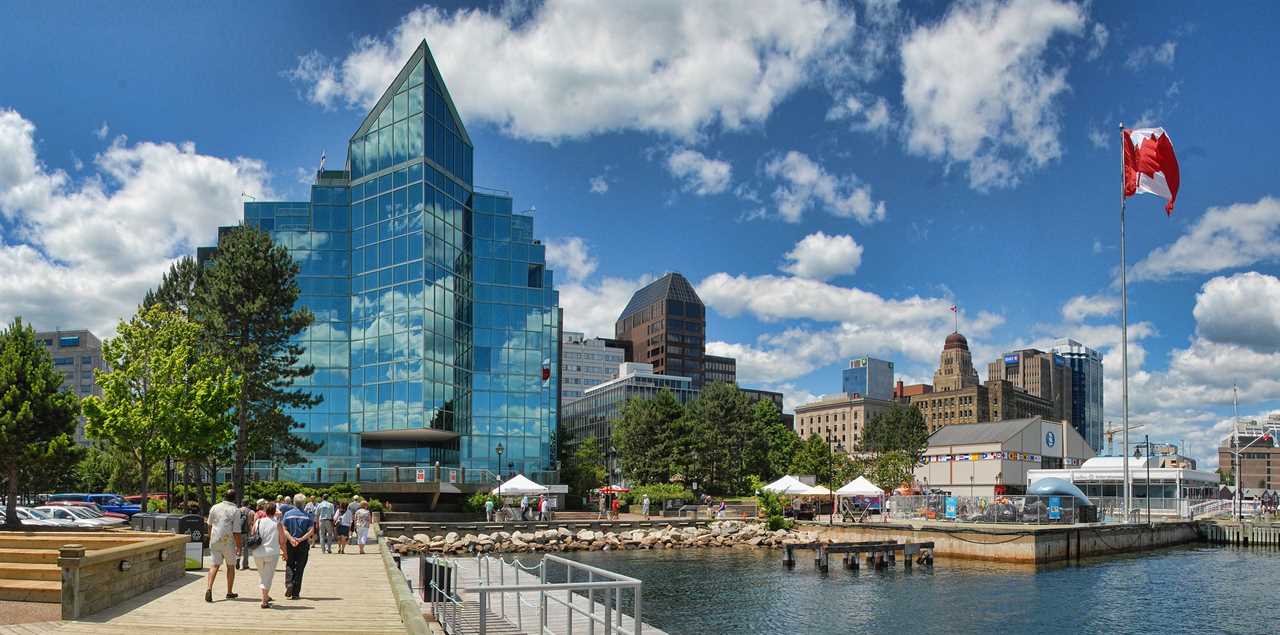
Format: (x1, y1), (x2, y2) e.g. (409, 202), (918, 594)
(41, 500), (128, 520)
(48, 493), (141, 517)
(20, 507), (76, 527)
(1, 506), (67, 527)
(40, 505), (126, 528)
(35, 506), (107, 528)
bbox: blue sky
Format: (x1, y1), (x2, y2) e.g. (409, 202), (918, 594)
(2, 0), (1279, 467)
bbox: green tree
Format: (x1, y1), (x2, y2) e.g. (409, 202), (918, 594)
(142, 256), (201, 316)
(612, 390), (685, 484)
(788, 434), (834, 484)
(868, 450), (916, 492)
(0, 317), (80, 529)
(193, 226), (320, 498)
(862, 404), (930, 461)
(686, 382), (754, 494)
(752, 399), (798, 483)
(83, 307), (240, 504)
(567, 437), (607, 497)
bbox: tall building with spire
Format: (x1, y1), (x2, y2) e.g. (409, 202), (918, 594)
(933, 332), (980, 391)
(200, 40), (561, 478)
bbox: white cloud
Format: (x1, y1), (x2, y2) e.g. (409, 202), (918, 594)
(1192, 272), (1280, 354)
(1087, 23), (1109, 61)
(762, 151), (885, 224)
(0, 109), (274, 337)
(286, 0), (859, 142)
(544, 236), (597, 284)
(588, 175), (609, 194)
(1130, 197), (1280, 282)
(826, 94), (892, 132)
(1061, 293), (1119, 323)
(1125, 40), (1177, 71)
(900, 0), (1086, 190)
(665, 148), (732, 195)
(1087, 125), (1109, 149)
(780, 231), (863, 280)
(94, 122), (109, 140)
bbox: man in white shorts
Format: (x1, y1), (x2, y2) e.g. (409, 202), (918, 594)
(206, 489), (243, 603)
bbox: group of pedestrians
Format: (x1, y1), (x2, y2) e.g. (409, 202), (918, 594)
(204, 489), (376, 609)
(485, 494), (552, 522)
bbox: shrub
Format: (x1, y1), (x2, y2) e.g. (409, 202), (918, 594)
(465, 492), (500, 513)
(367, 498), (385, 513)
(621, 484), (694, 506)
(766, 515), (794, 531)
(756, 488), (784, 518)
(146, 498), (167, 513)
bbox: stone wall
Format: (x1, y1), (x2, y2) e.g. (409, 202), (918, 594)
(59, 533), (187, 619)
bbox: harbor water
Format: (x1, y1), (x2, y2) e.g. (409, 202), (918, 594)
(551, 545), (1280, 634)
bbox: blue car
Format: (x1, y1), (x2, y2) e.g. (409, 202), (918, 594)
(49, 493), (143, 517)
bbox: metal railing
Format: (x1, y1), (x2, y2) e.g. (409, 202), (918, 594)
(890, 495), (1081, 524)
(213, 465), (545, 485)
(470, 554), (643, 635)
(424, 556), (465, 634)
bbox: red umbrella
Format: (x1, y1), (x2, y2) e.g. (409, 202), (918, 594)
(598, 485), (631, 494)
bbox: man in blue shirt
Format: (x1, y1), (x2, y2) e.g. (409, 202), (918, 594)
(281, 493), (316, 599)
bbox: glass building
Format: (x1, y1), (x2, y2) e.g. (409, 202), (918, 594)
(841, 356), (895, 400)
(1051, 339), (1104, 453)
(204, 40), (559, 477)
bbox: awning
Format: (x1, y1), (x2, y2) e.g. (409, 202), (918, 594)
(762, 475), (811, 495)
(836, 476), (885, 497)
(491, 474), (549, 496)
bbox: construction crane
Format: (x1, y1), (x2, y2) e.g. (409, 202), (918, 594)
(1104, 420), (1145, 456)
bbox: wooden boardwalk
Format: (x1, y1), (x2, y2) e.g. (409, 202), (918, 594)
(417, 556), (666, 635)
(0, 542), (406, 635)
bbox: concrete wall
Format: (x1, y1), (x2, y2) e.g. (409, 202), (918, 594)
(59, 533), (187, 618)
(808, 521), (1200, 564)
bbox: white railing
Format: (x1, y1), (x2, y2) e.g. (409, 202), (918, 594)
(471, 554), (643, 635)
(424, 556), (465, 635)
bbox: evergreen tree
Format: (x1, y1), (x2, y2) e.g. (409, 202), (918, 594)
(0, 317), (79, 529)
(568, 437), (607, 496)
(142, 256), (201, 316)
(193, 226), (320, 497)
(749, 399), (797, 483)
(686, 382), (754, 494)
(612, 390), (685, 484)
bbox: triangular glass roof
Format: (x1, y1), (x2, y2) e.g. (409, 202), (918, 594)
(350, 39), (471, 146)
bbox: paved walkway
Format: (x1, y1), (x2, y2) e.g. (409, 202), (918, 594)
(0, 541), (407, 635)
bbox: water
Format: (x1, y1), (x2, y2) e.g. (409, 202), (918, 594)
(552, 545), (1280, 634)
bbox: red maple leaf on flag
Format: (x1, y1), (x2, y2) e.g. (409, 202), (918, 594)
(1123, 128), (1181, 215)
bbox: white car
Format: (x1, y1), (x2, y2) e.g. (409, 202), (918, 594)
(1, 507), (64, 527)
(39, 505), (124, 527)
(35, 506), (104, 528)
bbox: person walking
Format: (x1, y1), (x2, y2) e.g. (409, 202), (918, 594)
(484, 496), (495, 522)
(336, 502), (353, 554)
(354, 501), (372, 555)
(539, 495), (548, 521)
(316, 494), (336, 553)
(611, 496), (621, 520)
(520, 495), (529, 521)
(303, 496), (318, 549)
(251, 502), (288, 609)
(641, 494), (651, 520)
(597, 494), (606, 520)
(281, 494), (316, 600)
(205, 489), (242, 603)
(238, 499), (254, 571)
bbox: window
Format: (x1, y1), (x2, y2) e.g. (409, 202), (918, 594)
(53, 357), (73, 366)
(59, 336), (80, 347)
(81, 356), (92, 365)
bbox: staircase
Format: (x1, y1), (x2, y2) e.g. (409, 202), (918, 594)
(0, 545), (60, 603)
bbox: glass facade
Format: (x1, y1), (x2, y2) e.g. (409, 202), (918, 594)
(217, 40), (559, 476)
(1051, 339), (1104, 453)
(842, 356), (895, 401)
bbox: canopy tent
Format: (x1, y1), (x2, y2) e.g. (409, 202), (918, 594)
(836, 476), (884, 497)
(762, 475), (811, 495)
(802, 484), (833, 497)
(491, 474), (548, 496)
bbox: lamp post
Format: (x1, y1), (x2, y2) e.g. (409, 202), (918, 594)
(826, 432), (843, 525)
(495, 443), (505, 510)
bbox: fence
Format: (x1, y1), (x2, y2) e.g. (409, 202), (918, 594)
(890, 495), (1080, 524)
(214, 465), (560, 486)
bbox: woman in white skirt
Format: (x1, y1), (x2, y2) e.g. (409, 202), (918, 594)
(354, 501), (372, 554)
(251, 502), (289, 608)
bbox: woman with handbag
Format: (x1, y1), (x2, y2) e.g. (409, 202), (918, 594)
(250, 502), (288, 608)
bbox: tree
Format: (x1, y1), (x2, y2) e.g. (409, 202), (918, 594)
(193, 226), (320, 498)
(752, 400), (798, 483)
(789, 434), (834, 484)
(862, 404), (930, 461)
(0, 317), (80, 529)
(83, 307), (240, 505)
(612, 390), (685, 484)
(868, 450), (916, 492)
(686, 382), (754, 494)
(567, 437), (607, 497)
(143, 256), (201, 316)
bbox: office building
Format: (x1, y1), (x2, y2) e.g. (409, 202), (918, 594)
(915, 416), (1095, 496)
(1218, 416), (1280, 491)
(1051, 339), (1104, 452)
(37, 330), (105, 444)
(740, 387), (785, 413)
(908, 332), (1056, 433)
(614, 273), (708, 386)
(561, 362), (698, 450)
(794, 393), (897, 454)
(987, 348), (1073, 429)
(704, 354), (737, 385)
(842, 356), (895, 400)
(560, 331), (627, 403)
(893, 380), (933, 402)
(200, 40), (560, 477)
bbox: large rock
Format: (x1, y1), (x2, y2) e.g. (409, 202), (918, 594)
(445, 532), (460, 543)
(412, 533), (431, 543)
(576, 529), (596, 542)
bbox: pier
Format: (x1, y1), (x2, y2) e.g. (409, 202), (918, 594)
(1200, 521), (1280, 546)
(782, 540), (935, 572)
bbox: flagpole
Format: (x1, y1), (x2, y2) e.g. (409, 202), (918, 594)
(1119, 122), (1132, 522)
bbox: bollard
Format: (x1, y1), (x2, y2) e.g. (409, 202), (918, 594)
(817, 546), (829, 573)
(783, 544), (795, 568)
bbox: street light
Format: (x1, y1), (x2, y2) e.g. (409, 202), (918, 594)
(495, 443), (505, 502)
(826, 432), (843, 525)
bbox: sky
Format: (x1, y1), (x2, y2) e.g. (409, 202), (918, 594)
(2, 0), (1279, 468)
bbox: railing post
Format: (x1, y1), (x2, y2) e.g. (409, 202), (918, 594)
(479, 590), (487, 635)
(435, 460), (442, 482)
(395, 466), (401, 482)
(355, 465), (361, 482)
(633, 582), (642, 635)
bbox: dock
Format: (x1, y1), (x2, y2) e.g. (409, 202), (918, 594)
(783, 540), (935, 572)
(1200, 521), (1280, 546)
(408, 554), (667, 635)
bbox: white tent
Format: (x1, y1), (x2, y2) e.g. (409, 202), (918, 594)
(491, 474), (548, 496)
(836, 476), (884, 497)
(802, 484), (833, 497)
(762, 475), (811, 495)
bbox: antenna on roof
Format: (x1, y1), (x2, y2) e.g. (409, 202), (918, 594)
(241, 192), (256, 202)
(319, 149), (326, 173)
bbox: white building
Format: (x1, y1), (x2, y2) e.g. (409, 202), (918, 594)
(559, 331), (627, 403)
(915, 417), (1095, 497)
(1028, 456), (1219, 507)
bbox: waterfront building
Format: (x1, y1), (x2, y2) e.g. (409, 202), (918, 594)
(559, 331), (627, 403)
(1217, 416), (1280, 491)
(986, 348), (1073, 425)
(200, 40), (560, 478)
(793, 393), (897, 454)
(37, 329), (105, 444)
(1050, 339), (1104, 452)
(561, 362), (697, 473)
(704, 354), (737, 385)
(614, 273), (711, 387)
(909, 332), (1058, 433)
(1029, 455), (1218, 508)
(842, 356), (895, 400)
(915, 416), (1095, 496)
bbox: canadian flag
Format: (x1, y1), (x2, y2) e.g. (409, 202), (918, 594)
(1123, 127), (1180, 214)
